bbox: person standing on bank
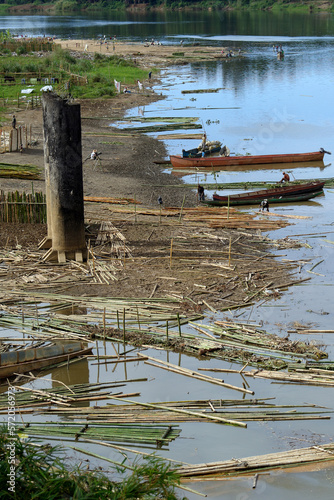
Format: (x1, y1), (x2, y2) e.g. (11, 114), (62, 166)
(198, 185), (205, 202)
(12, 115), (16, 129)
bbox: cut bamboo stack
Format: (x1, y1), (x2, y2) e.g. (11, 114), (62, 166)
(177, 443), (334, 478)
(17, 421), (180, 449)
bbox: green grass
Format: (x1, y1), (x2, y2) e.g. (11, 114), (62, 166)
(0, 45), (149, 103)
(0, 424), (186, 499)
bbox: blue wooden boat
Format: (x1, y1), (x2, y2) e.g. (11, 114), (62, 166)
(182, 141), (222, 158)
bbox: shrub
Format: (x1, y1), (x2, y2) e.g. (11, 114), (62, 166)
(0, 425), (185, 499)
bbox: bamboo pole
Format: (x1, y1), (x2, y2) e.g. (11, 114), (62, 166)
(170, 238), (173, 268)
(179, 194), (186, 222)
(139, 354), (254, 395)
(228, 236), (232, 266)
(107, 395), (247, 428)
(177, 443), (334, 478)
(123, 308), (126, 343)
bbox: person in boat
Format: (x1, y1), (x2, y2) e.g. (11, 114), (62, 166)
(198, 185), (205, 202)
(200, 133), (207, 151)
(219, 145), (230, 157)
(279, 172), (290, 183)
(259, 199), (269, 212)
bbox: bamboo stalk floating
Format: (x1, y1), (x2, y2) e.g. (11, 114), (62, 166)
(106, 396), (247, 428)
(75, 436), (190, 465)
(69, 445), (135, 470)
(138, 353), (254, 395)
(91, 356), (148, 366)
(119, 122), (202, 133)
(0, 379), (141, 409)
(26, 398), (332, 424)
(295, 329), (334, 334)
(177, 443), (334, 478)
(245, 368), (334, 387)
(112, 116), (200, 123)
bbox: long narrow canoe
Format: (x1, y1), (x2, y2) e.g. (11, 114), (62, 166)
(212, 181), (325, 202)
(203, 189), (324, 206)
(170, 150), (325, 168)
(0, 342), (92, 379)
(201, 181), (325, 207)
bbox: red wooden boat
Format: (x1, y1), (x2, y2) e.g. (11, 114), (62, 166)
(208, 181), (325, 206)
(169, 150), (326, 169)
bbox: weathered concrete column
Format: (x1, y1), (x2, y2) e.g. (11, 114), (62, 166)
(39, 93), (87, 262)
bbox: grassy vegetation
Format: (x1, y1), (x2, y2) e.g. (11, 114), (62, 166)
(0, 424), (185, 499)
(0, 42), (148, 107)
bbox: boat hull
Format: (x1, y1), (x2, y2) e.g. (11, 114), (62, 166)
(170, 151), (325, 169)
(204, 188), (324, 207)
(0, 343), (92, 379)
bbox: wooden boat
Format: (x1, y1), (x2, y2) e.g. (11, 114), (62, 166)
(0, 342), (92, 379)
(170, 150), (326, 169)
(204, 189), (324, 206)
(182, 142), (221, 158)
(202, 181), (325, 207)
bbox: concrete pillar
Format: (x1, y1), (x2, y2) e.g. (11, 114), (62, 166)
(39, 93), (87, 262)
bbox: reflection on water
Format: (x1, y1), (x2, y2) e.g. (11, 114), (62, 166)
(2, 10), (334, 40)
(51, 357), (90, 405)
(170, 160), (328, 181)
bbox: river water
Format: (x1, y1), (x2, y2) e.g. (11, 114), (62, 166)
(1, 11), (334, 500)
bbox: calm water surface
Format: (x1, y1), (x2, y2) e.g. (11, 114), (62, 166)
(1, 12), (334, 500)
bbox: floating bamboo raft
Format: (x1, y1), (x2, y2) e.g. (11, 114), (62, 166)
(119, 122), (202, 133)
(177, 443), (334, 478)
(0, 380), (142, 410)
(181, 88), (221, 94)
(17, 422), (181, 449)
(246, 367), (334, 387)
(28, 397), (331, 426)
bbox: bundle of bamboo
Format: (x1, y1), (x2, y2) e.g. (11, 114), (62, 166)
(0, 163), (41, 179)
(0, 380), (141, 411)
(17, 422), (181, 449)
(177, 443), (334, 478)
